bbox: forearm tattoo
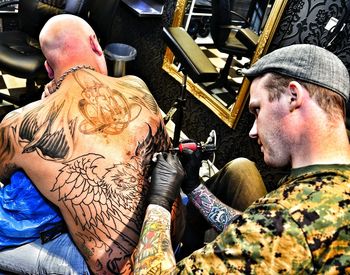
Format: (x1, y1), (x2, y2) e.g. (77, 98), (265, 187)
(133, 205), (176, 274)
(189, 184), (242, 232)
(6, 69), (172, 273)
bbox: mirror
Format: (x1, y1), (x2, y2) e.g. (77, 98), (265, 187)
(162, 0), (288, 127)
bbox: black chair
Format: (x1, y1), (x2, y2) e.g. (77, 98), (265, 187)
(161, 25), (260, 145)
(83, 0), (121, 77)
(0, 0), (88, 107)
(207, 0), (259, 93)
(84, 0), (120, 49)
(162, 27), (219, 146)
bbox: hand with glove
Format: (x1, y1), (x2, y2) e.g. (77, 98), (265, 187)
(148, 152), (185, 211)
(179, 141), (203, 194)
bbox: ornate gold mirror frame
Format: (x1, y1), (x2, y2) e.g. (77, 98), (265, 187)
(162, 0), (288, 128)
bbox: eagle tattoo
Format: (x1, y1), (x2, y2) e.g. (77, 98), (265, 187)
(51, 123), (169, 269)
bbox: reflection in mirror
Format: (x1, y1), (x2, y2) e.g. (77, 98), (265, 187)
(162, 0), (288, 127)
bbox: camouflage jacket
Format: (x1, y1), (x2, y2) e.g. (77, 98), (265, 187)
(177, 164), (350, 274)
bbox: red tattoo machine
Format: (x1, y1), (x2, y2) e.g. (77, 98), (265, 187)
(170, 130), (216, 154)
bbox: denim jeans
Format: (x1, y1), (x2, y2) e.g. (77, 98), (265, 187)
(0, 233), (89, 274)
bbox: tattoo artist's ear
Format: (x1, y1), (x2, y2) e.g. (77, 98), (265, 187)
(288, 81), (304, 112)
(89, 34), (103, 56)
(44, 61), (54, 79)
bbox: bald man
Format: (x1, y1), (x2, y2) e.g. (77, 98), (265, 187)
(0, 14), (182, 274)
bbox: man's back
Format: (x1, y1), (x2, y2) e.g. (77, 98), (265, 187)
(0, 69), (172, 273)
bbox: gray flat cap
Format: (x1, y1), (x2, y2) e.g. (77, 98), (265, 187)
(242, 44), (350, 101)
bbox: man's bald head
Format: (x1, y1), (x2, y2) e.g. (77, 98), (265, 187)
(39, 14), (107, 76)
(39, 14), (94, 59)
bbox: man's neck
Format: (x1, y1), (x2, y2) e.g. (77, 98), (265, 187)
(292, 126), (350, 168)
(57, 65), (96, 88)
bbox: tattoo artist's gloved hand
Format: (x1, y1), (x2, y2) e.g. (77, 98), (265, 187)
(180, 145), (202, 195)
(148, 152), (185, 211)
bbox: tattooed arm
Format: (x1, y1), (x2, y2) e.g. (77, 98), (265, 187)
(180, 148), (241, 232)
(133, 153), (184, 274)
(188, 184), (242, 232)
(133, 205), (176, 274)
(0, 111), (21, 183)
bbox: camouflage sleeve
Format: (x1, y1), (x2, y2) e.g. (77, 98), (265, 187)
(176, 202), (313, 274)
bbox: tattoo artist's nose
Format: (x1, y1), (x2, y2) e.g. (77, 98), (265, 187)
(249, 120), (258, 139)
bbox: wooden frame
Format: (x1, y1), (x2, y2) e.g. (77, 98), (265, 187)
(162, 0), (288, 127)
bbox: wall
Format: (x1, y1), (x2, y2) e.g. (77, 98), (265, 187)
(109, 0), (350, 191)
(271, 0), (350, 128)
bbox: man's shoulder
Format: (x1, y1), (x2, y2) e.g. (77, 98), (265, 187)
(3, 100), (41, 118)
(248, 166), (349, 221)
(252, 166), (350, 232)
(261, 167), (350, 204)
(118, 75), (148, 88)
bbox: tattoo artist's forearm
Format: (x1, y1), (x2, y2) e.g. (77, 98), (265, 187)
(133, 205), (176, 274)
(189, 184), (242, 232)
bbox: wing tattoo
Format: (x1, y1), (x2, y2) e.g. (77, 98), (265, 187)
(18, 102), (77, 161)
(135, 122), (171, 171)
(50, 121), (171, 273)
(52, 153), (144, 254)
(131, 93), (159, 115)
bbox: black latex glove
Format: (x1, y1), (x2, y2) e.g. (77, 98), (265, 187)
(180, 145), (202, 194)
(148, 152), (185, 211)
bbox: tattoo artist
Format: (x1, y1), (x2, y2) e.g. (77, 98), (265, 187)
(133, 44), (350, 273)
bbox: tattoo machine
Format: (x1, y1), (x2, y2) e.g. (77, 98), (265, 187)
(151, 131), (217, 162)
(170, 130), (217, 158)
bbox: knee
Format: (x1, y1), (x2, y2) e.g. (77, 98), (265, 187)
(223, 158), (256, 176)
(223, 158), (263, 186)
(229, 157), (254, 166)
